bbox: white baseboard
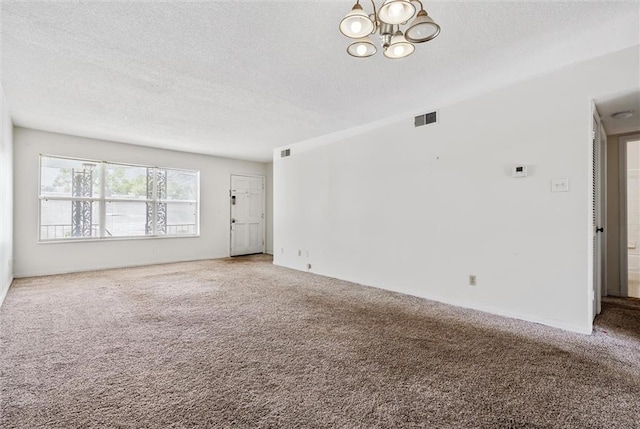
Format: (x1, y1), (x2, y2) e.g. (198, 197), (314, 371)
(0, 276), (14, 309)
(13, 256), (225, 279)
(273, 261), (592, 335)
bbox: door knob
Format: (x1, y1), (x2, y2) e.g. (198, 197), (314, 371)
(596, 227), (604, 233)
(231, 219), (236, 223)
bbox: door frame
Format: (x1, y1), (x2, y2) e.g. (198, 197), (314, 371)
(618, 133), (640, 297)
(229, 173), (266, 256)
(600, 121), (608, 300)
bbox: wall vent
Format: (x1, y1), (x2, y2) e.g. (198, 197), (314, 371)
(280, 148), (291, 158)
(414, 111), (438, 127)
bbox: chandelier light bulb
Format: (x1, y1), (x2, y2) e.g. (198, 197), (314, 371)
(383, 30), (415, 59)
(413, 26), (427, 39)
(405, 9), (441, 43)
(388, 3), (404, 18)
(378, 0), (416, 25)
(347, 36), (378, 58)
(339, 3), (374, 39)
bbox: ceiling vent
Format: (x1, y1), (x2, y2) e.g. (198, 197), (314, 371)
(414, 111), (438, 127)
(280, 148), (291, 158)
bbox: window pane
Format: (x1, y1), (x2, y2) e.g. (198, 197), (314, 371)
(41, 157), (101, 198)
(163, 169), (198, 201)
(40, 199), (99, 240)
(105, 201), (151, 237)
(105, 164), (150, 200)
(40, 156), (200, 241)
(160, 202), (197, 235)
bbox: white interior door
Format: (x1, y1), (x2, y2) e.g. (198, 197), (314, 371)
(230, 174), (264, 256)
(592, 111), (605, 318)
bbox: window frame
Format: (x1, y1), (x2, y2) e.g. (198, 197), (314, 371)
(38, 154), (200, 243)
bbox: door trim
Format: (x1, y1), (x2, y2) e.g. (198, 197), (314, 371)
(600, 121), (608, 298)
(619, 133), (640, 297)
(229, 173), (266, 256)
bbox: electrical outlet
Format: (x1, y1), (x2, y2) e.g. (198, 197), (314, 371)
(280, 248), (284, 254)
(298, 250), (302, 256)
(469, 275), (476, 286)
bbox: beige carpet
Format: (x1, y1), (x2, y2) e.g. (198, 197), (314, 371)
(1, 255), (639, 428)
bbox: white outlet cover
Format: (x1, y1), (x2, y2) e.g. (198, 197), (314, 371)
(551, 178), (570, 192)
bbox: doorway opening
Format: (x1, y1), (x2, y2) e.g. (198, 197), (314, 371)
(622, 135), (640, 298)
(596, 90), (640, 301)
(230, 174), (265, 257)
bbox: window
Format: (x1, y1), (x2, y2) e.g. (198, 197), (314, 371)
(39, 155), (199, 241)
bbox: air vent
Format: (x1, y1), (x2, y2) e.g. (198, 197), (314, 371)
(414, 111), (438, 127)
(280, 148), (291, 158)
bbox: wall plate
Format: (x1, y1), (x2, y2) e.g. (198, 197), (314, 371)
(551, 178), (569, 192)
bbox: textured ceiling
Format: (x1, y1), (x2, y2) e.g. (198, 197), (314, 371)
(1, 1), (639, 161)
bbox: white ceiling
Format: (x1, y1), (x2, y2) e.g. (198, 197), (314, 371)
(596, 90), (640, 135)
(1, 1), (639, 162)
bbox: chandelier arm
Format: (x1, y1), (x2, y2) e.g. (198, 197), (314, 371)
(409, 0), (424, 12)
(365, 0), (379, 35)
(367, 0), (378, 23)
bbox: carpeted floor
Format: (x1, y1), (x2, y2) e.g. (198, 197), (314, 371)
(1, 255), (639, 428)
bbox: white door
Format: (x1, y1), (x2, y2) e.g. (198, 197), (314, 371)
(230, 174), (264, 256)
(592, 112), (605, 318)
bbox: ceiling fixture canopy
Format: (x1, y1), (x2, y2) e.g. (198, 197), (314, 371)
(339, 0), (440, 59)
(611, 110), (635, 119)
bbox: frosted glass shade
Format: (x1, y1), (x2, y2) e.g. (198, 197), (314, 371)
(383, 31), (415, 59)
(405, 10), (441, 43)
(339, 4), (375, 39)
(347, 37), (377, 58)
(378, 0), (416, 25)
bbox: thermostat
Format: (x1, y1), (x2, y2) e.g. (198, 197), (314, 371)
(512, 165), (528, 178)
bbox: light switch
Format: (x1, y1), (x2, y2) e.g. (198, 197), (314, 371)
(551, 178), (569, 192)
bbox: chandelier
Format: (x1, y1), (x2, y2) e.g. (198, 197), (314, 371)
(339, 0), (440, 59)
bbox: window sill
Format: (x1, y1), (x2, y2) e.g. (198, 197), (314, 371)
(38, 234), (200, 244)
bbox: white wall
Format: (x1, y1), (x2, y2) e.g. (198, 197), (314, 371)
(0, 86), (14, 305)
(14, 127), (268, 277)
(274, 46), (640, 334)
(265, 161), (273, 254)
